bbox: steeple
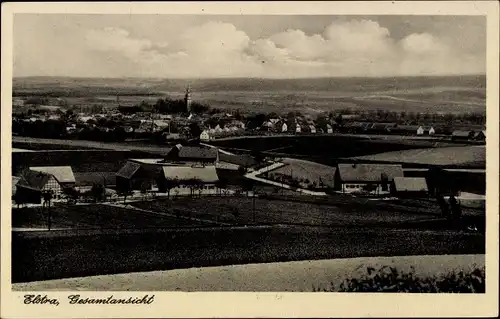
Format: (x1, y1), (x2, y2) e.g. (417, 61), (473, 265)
(184, 84), (192, 113)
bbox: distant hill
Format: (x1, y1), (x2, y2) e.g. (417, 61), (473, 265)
(12, 75), (486, 114)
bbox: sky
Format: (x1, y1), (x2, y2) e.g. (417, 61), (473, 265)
(13, 14), (486, 78)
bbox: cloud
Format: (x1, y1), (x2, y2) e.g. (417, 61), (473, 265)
(15, 18), (485, 78)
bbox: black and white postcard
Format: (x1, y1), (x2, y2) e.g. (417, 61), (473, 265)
(1, 1), (499, 318)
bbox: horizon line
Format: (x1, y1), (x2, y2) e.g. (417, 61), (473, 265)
(13, 74), (486, 81)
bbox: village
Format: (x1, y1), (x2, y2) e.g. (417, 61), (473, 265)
(12, 85), (486, 145)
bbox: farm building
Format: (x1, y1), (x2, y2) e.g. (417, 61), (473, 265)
(74, 172), (117, 188)
(16, 166), (76, 202)
(391, 177), (429, 198)
(29, 166), (76, 191)
(326, 124), (333, 134)
(200, 130), (211, 141)
(452, 130), (474, 140)
(162, 144), (218, 164)
(115, 160), (163, 193)
(115, 159), (219, 193)
(391, 125), (421, 136)
(334, 163), (404, 194)
(474, 130), (486, 140)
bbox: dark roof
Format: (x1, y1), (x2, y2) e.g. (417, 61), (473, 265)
(393, 125), (421, 131)
(393, 177), (428, 192)
(167, 145), (218, 160)
(116, 161), (142, 179)
(74, 172), (117, 186)
(337, 163), (404, 182)
(16, 170), (50, 191)
(473, 131), (486, 139)
(218, 152), (257, 167)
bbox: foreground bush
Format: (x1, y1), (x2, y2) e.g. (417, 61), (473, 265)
(314, 265), (485, 293)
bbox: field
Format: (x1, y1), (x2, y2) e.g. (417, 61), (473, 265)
(11, 148), (157, 175)
(13, 75), (485, 115)
(130, 196), (451, 227)
(266, 158), (337, 187)
(349, 145), (486, 166)
(209, 134), (468, 165)
(12, 204), (203, 230)
(12, 225), (485, 283)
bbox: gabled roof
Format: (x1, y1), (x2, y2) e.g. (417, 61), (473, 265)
(337, 163), (404, 182)
(30, 166), (76, 184)
(167, 146), (218, 160)
(162, 165), (219, 183)
(12, 176), (21, 195)
(16, 170), (50, 191)
(116, 161), (142, 179)
(74, 172), (117, 186)
(393, 177), (428, 192)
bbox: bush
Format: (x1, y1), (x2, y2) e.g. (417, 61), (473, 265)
(313, 265), (485, 293)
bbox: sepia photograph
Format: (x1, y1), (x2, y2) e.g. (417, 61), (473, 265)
(1, 1), (499, 318)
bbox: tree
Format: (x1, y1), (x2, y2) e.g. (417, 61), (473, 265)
(91, 183), (105, 202)
(164, 177), (179, 199)
(42, 190), (54, 230)
(215, 179), (228, 196)
(189, 122), (202, 139)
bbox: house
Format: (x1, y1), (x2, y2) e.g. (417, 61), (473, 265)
(163, 144), (218, 164)
(115, 160), (163, 193)
(416, 126), (425, 135)
(200, 130), (211, 141)
(452, 130), (474, 140)
(425, 126), (436, 135)
(334, 163), (404, 194)
(139, 120), (170, 133)
(344, 122), (371, 133)
(326, 124), (333, 134)
(29, 166), (76, 191)
(309, 125), (316, 134)
(295, 123), (301, 133)
(368, 123), (396, 134)
(16, 166), (76, 202)
(391, 177), (429, 198)
(281, 122), (288, 133)
(391, 125), (421, 136)
(74, 172), (117, 188)
(116, 159), (220, 194)
(473, 130), (486, 140)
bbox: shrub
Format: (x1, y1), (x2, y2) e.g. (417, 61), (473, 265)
(313, 265), (485, 293)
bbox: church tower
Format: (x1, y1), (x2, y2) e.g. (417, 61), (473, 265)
(184, 84), (192, 113)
